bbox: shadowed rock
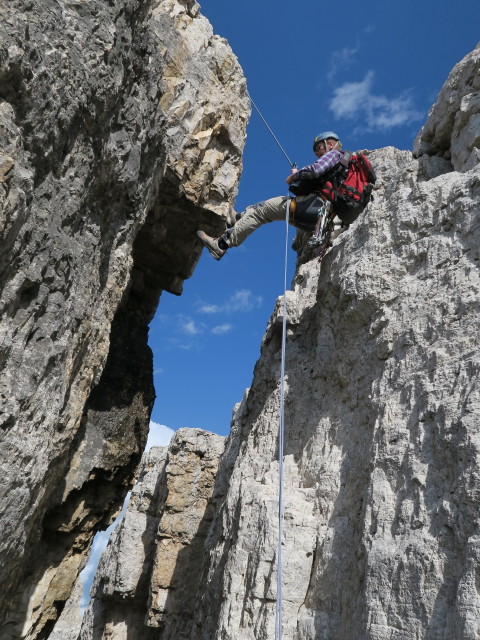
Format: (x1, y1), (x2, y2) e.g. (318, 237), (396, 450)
(0, 1), (248, 637)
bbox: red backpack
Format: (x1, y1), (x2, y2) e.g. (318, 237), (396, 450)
(321, 152), (376, 224)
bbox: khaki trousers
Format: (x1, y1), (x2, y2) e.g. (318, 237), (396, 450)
(225, 196), (290, 247)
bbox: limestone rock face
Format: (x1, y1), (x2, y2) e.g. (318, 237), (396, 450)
(79, 429), (225, 640)
(79, 445), (169, 640)
(195, 154), (480, 640)
(48, 578), (84, 640)
(80, 47), (480, 639)
(0, 1), (248, 637)
(414, 43), (480, 172)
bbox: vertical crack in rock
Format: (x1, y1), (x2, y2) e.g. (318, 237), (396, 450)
(0, 0), (249, 637)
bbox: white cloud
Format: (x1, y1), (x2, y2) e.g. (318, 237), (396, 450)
(226, 289), (263, 313)
(326, 28), (373, 82)
(198, 289), (263, 315)
(176, 315), (205, 337)
(146, 421), (175, 449)
(198, 304), (221, 314)
(329, 71), (374, 118)
(327, 44), (361, 81)
(165, 336), (195, 351)
(329, 71), (423, 132)
(212, 324), (233, 335)
(182, 319), (201, 335)
(150, 313), (169, 327)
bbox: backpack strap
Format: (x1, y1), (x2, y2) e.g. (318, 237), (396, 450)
(340, 150), (352, 167)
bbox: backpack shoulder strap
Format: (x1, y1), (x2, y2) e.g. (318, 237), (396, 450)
(340, 150), (352, 167)
(356, 153), (377, 184)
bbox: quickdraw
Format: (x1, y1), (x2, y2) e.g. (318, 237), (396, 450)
(308, 200), (333, 247)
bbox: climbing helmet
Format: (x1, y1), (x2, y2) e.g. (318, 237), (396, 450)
(313, 131), (340, 151)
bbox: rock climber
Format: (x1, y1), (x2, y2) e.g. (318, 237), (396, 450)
(197, 131), (347, 261)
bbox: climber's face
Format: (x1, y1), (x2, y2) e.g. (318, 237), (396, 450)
(314, 141), (327, 157)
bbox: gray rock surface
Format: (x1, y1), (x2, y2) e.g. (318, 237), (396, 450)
(79, 445), (169, 640)
(79, 46), (480, 639)
(414, 43), (480, 172)
(1, 4), (479, 638)
(79, 430), (225, 640)
(48, 577), (84, 640)
(196, 154), (480, 640)
(0, 1), (248, 637)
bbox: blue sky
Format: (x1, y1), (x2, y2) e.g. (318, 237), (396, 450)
(149, 0), (480, 438)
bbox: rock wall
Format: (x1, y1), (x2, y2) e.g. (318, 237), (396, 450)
(79, 430), (225, 640)
(79, 45), (480, 639)
(414, 44), (480, 172)
(0, 1), (248, 637)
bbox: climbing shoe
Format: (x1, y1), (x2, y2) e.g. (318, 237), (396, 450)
(197, 230), (226, 261)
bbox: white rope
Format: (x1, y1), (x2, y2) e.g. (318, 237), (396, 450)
(275, 197), (290, 640)
(248, 93), (296, 169)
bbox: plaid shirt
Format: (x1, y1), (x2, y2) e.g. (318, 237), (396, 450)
(293, 149), (344, 181)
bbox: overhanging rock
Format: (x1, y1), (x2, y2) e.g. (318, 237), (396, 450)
(0, 1), (249, 637)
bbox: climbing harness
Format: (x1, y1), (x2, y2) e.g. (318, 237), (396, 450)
(288, 194), (324, 233)
(308, 200), (332, 247)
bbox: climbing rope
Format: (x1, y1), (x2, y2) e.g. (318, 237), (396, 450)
(247, 91), (292, 639)
(275, 197), (290, 640)
(248, 93), (295, 169)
